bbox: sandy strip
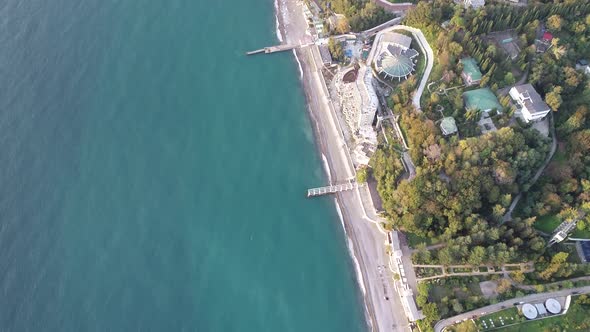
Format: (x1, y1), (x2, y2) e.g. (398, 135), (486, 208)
(274, 1), (411, 331)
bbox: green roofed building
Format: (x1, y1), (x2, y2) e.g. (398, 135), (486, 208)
(463, 88), (502, 113)
(460, 57), (482, 86)
(440, 117), (458, 136)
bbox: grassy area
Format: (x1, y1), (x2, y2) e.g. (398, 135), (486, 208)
(533, 214), (590, 238)
(495, 298), (590, 331)
(533, 214), (560, 234)
(450, 296), (590, 332)
(430, 280), (483, 302)
(475, 308), (523, 331)
(552, 149), (567, 163)
(405, 232), (437, 247)
(572, 227), (590, 239)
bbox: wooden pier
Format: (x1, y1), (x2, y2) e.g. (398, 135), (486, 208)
(307, 182), (359, 197)
(246, 44), (300, 55)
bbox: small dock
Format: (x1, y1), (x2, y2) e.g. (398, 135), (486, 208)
(246, 44), (300, 55)
(307, 182), (359, 198)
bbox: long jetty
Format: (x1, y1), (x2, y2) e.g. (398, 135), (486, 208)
(307, 182), (359, 198)
(246, 44), (300, 55)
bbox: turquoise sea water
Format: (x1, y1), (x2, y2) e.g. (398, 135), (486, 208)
(0, 1), (367, 331)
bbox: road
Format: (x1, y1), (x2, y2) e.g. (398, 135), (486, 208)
(434, 286), (590, 332)
(372, 0), (415, 13)
(401, 152), (416, 180)
(365, 25), (433, 110)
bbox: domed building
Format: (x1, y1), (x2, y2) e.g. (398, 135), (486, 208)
(373, 32), (419, 81)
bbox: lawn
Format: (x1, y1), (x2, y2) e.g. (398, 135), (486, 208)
(495, 298), (590, 331)
(405, 232), (438, 247)
(533, 214), (560, 234)
(475, 308), (523, 331)
(451, 296), (590, 332)
(533, 214), (590, 238)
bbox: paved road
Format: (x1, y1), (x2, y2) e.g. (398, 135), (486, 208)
(434, 286), (590, 332)
(372, 0), (415, 13)
(363, 17), (404, 38)
(401, 152), (416, 180)
(365, 25), (433, 110)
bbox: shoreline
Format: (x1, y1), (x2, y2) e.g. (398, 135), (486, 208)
(274, 1), (411, 331)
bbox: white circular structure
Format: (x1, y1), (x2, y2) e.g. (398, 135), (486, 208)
(522, 303), (538, 320)
(376, 53), (415, 79)
(545, 298), (561, 314)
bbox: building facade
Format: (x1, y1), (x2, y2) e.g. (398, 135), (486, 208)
(460, 57), (483, 86)
(509, 84), (551, 122)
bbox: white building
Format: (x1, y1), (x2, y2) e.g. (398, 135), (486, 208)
(576, 60), (590, 76)
(464, 0), (485, 9)
(509, 84), (551, 123)
(374, 32), (419, 81)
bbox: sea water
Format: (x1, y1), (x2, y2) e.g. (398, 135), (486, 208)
(0, 0), (367, 331)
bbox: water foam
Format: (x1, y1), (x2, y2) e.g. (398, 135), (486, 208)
(334, 199), (366, 295)
(321, 153), (331, 183)
(293, 50), (303, 79)
(274, 0), (284, 42)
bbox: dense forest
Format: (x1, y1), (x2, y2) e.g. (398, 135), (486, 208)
(318, 0), (393, 31)
(366, 0), (590, 329)
(371, 0), (590, 253)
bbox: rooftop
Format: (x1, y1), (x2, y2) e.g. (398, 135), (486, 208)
(511, 84), (550, 114)
(463, 88), (502, 112)
(461, 57), (483, 81)
(542, 31), (553, 41)
(380, 32), (412, 50)
(376, 52), (415, 79)
(440, 117), (458, 135)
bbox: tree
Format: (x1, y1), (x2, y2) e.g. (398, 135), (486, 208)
(328, 38), (344, 62)
(504, 72), (516, 86)
(421, 303), (440, 327)
(547, 15), (563, 31)
(336, 17), (350, 34)
(539, 252), (569, 280)
(453, 321), (477, 332)
(496, 278), (512, 294)
(563, 67), (581, 90)
(558, 105), (587, 135)
(511, 271), (525, 283)
(545, 86), (563, 111)
(468, 246), (486, 266)
(356, 166), (369, 183)
(448, 42), (463, 58)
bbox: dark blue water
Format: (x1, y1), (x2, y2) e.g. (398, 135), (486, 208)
(0, 1), (367, 331)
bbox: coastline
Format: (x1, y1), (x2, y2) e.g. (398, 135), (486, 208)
(274, 1), (411, 331)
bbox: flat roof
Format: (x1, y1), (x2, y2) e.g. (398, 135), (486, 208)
(461, 57), (482, 81)
(511, 84), (550, 114)
(381, 32), (412, 50)
(463, 88), (502, 112)
(440, 117), (458, 134)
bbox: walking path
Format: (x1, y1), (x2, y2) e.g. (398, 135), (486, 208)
(372, 0), (415, 13)
(409, 243), (445, 253)
(512, 275), (590, 291)
(414, 263), (534, 281)
(434, 286), (590, 332)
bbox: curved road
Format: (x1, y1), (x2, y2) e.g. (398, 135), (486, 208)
(434, 286), (590, 332)
(365, 25), (434, 110)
